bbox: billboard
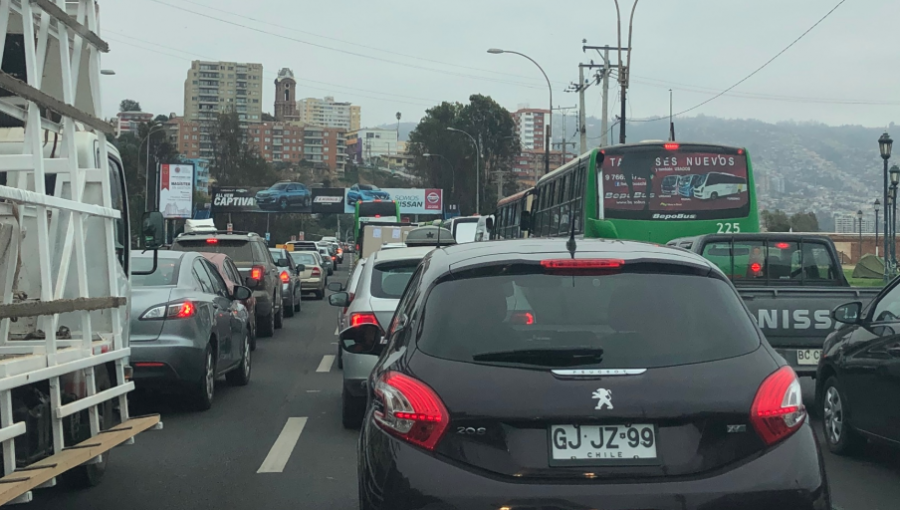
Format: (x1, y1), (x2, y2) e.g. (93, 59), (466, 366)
(344, 187), (443, 215)
(211, 182), (314, 213)
(159, 163), (194, 219)
(311, 188), (347, 214)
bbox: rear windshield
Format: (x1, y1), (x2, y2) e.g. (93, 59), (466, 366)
(290, 252), (318, 265)
(131, 258), (179, 287)
(701, 240), (839, 284)
(371, 260), (420, 299)
(172, 240), (254, 265)
(417, 271), (760, 369)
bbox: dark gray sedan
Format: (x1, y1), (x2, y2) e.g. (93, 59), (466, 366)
(130, 251), (253, 410)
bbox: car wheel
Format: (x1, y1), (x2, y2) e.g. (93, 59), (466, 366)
(257, 310), (275, 338)
(192, 344), (216, 411)
(250, 315), (258, 351)
(342, 388), (366, 429)
(284, 294), (295, 318)
(710, 192), (719, 200)
(226, 332), (252, 386)
(274, 302), (284, 329)
(822, 376), (866, 455)
(62, 367), (113, 488)
(279, 197), (288, 210)
(315, 289), (324, 300)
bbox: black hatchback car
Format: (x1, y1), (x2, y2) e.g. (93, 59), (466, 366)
(817, 280), (900, 456)
(345, 238), (829, 510)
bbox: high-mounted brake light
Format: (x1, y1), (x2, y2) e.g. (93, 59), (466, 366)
(280, 271), (290, 283)
(774, 242), (790, 249)
(541, 259), (624, 271)
(250, 265), (265, 280)
(738, 148), (744, 155)
(664, 143), (680, 150)
(350, 312), (379, 328)
(373, 372), (449, 451)
(374, 214), (381, 218)
(750, 262), (762, 273)
(750, 366), (806, 446)
(206, 238), (218, 244)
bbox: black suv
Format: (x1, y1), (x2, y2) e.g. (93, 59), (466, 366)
(171, 231), (283, 337)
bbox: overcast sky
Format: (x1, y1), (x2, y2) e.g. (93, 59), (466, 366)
(102, 0), (898, 130)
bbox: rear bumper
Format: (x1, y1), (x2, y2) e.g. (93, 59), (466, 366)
(301, 278), (323, 291)
(360, 422), (829, 510)
(131, 337), (205, 389)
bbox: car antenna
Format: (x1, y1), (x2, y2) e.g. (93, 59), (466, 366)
(436, 223), (441, 247)
(566, 216), (577, 259)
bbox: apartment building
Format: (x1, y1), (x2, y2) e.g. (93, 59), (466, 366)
(511, 149), (573, 189)
(511, 107), (549, 151)
(165, 116), (201, 160)
(297, 96), (361, 131)
(183, 60), (264, 159)
(115, 111), (154, 137)
(834, 213), (877, 234)
(345, 127), (398, 164)
(247, 122), (347, 176)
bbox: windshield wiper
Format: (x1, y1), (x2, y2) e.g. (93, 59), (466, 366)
(472, 348), (604, 367)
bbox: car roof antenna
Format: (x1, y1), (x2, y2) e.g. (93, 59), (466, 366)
(566, 215), (577, 259)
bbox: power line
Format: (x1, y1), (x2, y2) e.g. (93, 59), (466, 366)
(630, 0), (850, 122)
(178, 0), (567, 87)
(143, 0), (549, 91)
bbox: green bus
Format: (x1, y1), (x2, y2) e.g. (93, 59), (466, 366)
(525, 141), (759, 244)
(354, 199), (401, 239)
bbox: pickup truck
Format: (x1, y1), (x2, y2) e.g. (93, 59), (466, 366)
(668, 234), (883, 377)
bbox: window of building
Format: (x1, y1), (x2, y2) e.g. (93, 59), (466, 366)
(254, 137), (260, 142)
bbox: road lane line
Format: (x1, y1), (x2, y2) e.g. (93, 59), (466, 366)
(316, 355), (335, 373)
(257, 417), (307, 473)
(333, 326), (339, 336)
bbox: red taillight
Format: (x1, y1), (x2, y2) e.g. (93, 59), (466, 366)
(738, 148), (744, 155)
(541, 258), (624, 275)
(338, 248), (343, 254)
(373, 372), (449, 451)
(135, 362), (166, 368)
(375, 214), (381, 218)
(511, 311), (535, 325)
(173, 301), (195, 318)
(664, 143), (679, 150)
(311, 267), (322, 277)
(332, 256), (336, 261)
(750, 262), (762, 272)
(250, 265), (264, 280)
(775, 242), (790, 249)
(750, 366), (806, 446)
(350, 312), (379, 328)
(206, 238), (218, 244)
(280, 271), (290, 283)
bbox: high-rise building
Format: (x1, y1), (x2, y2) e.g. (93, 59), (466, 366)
(165, 116), (201, 160)
(247, 122), (347, 176)
(297, 96), (360, 131)
(511, 150), (573, 189)
(274, 68), (299, 122)
(183, 60), (264, 159)
(834, 213), (876, 234)
(115, 111), (154, 137)
(511, 107), (548, 152)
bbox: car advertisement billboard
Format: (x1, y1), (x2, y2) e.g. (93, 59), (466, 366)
(311, 188), (347, 214)
(601, 150), (750, 221)
(343, 186), (443, 215)
(159, 163), (194, 219)
(210, 182), (313, 213)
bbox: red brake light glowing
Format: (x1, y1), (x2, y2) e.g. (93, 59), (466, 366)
(350, 312), (379, 328)
(541, 259), (624, 271)
(311, 267), (322, 277)
(750, 366), (806, 446)
(738, 148), (744, 155)
(279, 271), (290, 283)
(664, 143), (680, 150)
(511, 312), (535, 325)
(206, 238), (218, 244)
(774, 242), (790, 249)
(135, 362), (165, 368)
(750, 262), (762, 272)
(374, 214), (381, 218)
(250, 265), (264, 280)
(373, 372), (449, 451)
(172, 301), (195, 319)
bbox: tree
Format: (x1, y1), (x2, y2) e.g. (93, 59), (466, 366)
(119, 99), (141, 112)
(790, 212), (819, 232)
(761, 209), (791, 232)
(154, 114), (170, 123)
(209, 110), (276, 186)
(261, 113), (275, 121)
(407, 95), (519, 215)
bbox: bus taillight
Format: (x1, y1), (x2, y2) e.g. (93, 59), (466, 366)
(664, 143), (679, 150)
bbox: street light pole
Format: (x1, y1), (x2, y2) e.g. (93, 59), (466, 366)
(879, 133), (893, 281)
(447, 127), (480, 214)
(487, 48), (552, 175)
(423, 153), (455, 195)
(891, 165), (900, 274)
(875, 199), (881, 258)
(857, 210), (864, 262)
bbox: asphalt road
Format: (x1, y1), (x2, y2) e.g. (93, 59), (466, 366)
(24, 263), (900, 510)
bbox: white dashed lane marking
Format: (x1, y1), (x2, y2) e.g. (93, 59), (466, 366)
(257, 417), (307, 473)
(316, 355), (335, 373)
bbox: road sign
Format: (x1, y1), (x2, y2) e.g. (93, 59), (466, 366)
(226, 222), (233, 234)
(298, 231), (305, 240)
(265, 232), (271, 243)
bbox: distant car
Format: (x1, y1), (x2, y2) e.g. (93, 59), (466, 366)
(201, 252), (258, 350)
(255, 181), (311, 211)
(318, 246), (334, 275)
(318, 241), (339, 267)
(347, 183), (390, 206)
(328, 246), (434, 428)
(130, 251), (253, 410)
(171, 231), (284, 337)
(290, 250), (326, 299)
(269, 248), (303, 317)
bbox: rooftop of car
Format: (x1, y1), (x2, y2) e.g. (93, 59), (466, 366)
(175, 231), (260, 240)
(371, 245), (437, 262)
(671, 233), (835, 243)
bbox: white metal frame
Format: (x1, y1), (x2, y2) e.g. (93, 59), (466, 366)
(0, 0), (136, 499)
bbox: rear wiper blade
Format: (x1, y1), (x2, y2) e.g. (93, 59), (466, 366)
(472, 348), (604, 367)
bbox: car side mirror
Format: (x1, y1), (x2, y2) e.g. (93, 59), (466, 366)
(244, 277), (259, 289)
(833, 302), (862, 325)
(142, 211), (165, 249)
(328, 281), (345, 292)
(339, 324), (384, 356)
(520, 210), (532, 232)
(232, 285), (252, 301)
(277, 258), (290, 267)
(295, 264), (305, 273)
(328, 291), (350, 307)
(485, 217), (494, 230)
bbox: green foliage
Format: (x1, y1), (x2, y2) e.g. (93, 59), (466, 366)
(261, 113), (275, 121)
(119, 99), (141, 112)
(154, 114), (169, 123)
(789, 211), (819, 232)
(209, 110), (276, 186)
(761, 209), (819, 232)
(407, 95), (519, 215)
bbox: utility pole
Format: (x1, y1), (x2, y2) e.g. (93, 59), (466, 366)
(578, 65), (587, 153)
(553, 105), (577, 161)
(579, 44), (625, 148)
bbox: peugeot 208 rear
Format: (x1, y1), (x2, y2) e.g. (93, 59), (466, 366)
(357, 239), (829, 510)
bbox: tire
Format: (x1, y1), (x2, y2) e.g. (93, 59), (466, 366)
(822, 376), (866, 456)
(257, 309), (275, 338)
(337, 347), (343, 369)
(192, 344), (216, 411)
(62, 368), (113, 488)
(284, 294), (295, 318)
(274, 302), (284, 330)
(342, 388), (366, 429)
(226, 332), (252, 386)
(294, 291), (301, 312)
(279, 197), (288, 210)
(250, 315), (258, 351)
(710, 192), (719, 200)
(315, 290), (325, 300)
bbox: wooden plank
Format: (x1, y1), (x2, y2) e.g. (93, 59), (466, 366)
(0, 72), (115, 135)
(0, 297), (126, 320)
(0, 415), (160, 505)
(31, 0), (109, 52)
